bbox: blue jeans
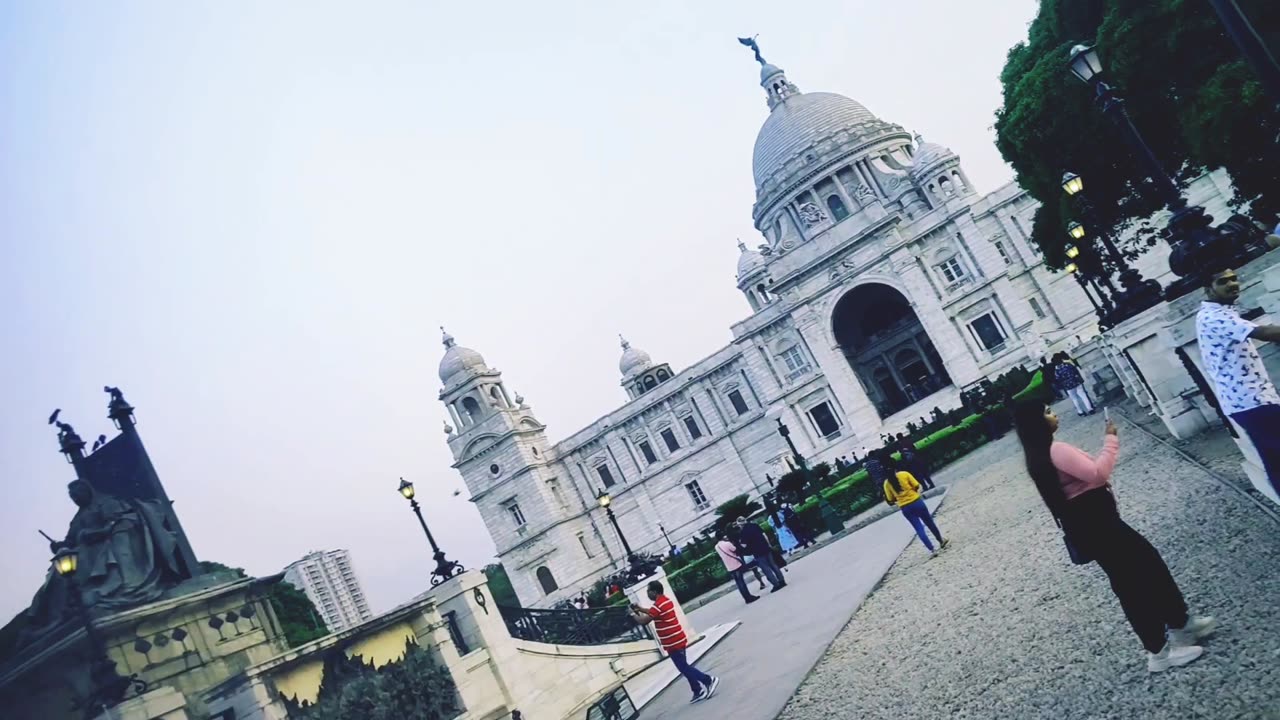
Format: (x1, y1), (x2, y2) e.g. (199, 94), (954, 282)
(1232, 404), (1280, 493)
(669, 648), (712, 695)
(901, 499), (943, 552)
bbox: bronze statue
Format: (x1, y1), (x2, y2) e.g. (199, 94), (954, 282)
(2, 481), (185, 651)
(737, 35), (765, 65)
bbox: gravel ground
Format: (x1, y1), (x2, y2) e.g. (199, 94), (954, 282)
(778, 400), (1280, 720)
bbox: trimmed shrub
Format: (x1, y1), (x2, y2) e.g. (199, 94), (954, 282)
(666, 551), (730, 603)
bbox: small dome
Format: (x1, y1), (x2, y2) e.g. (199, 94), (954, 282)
(909, 134), (958, 178)
(736, 240), (766, 280)
(759, 62), (784, 82)
(438, 328), (487, 383)
(618, 335), (653, 378)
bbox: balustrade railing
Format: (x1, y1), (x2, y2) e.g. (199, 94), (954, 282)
(498, 605), (653, 646)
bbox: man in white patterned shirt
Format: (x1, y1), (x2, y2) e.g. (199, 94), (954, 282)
(1196, 268), (1280, 493)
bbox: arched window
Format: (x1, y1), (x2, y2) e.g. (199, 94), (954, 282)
(536, 566), (558, 594)
(826, 194), (849, 221)
(656, 368), (670, 382)
(489, 386), (504, 407)
(939, 176), (954, 197)
(643, 375), (658, 390)
(461, 396), (482, 423)
(756, 283), (770, 304)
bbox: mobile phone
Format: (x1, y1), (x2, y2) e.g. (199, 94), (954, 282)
(1103, 407), (1110, 422)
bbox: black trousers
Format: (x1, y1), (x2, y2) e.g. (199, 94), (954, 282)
(1061, 488), (1188, 653)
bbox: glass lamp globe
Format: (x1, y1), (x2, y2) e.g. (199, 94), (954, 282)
(1065, 263), (1079, 275)
(1068, 222), (1087, 240)
(596, 489), (612, 509)
(398, 478), (416, 500)
(1067, 44), (1103, 84)
(53, 547), (78, 577)
(1062, 171), (1084, 196)
(1065, 244), (1081, 259)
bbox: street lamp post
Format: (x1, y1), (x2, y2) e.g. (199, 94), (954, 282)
(1066, 45), (1266, 297)
(595, 489), (654, 579)
(1062, 171), (1163, 322)
(52, 547), (147, 719)
(397, 478), (464, 586)
(766, 406), (807, 470)
(658, 523), (674, 549)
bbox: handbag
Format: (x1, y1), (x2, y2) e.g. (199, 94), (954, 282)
(1054, 516), (1092, 565)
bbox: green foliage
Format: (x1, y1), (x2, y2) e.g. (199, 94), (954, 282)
(994, 0), (1280, 266)
(199, 560), (327, 648)
(282, 638), (460, 720)
(483, 563), (521, 608)
(273, 580), (330, 647)
(714, 494), (762, 524)
(665, 552), (731, 603)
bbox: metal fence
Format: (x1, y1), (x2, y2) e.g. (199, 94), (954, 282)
(499, 605), (652, 646)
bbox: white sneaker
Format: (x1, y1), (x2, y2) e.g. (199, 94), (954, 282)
(1169, 616), (1216, 647)
(1147, 643), (1204, 673)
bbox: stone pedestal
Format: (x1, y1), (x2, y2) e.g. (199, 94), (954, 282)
(94, 687), (188, 720)
(624, 567), (696, 651)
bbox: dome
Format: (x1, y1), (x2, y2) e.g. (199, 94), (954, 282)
(736, 240), (766, 280)
(752, 92), (879, 192)
(438, 328), (487, 383)
(909, 134), (957, 178)
(618, 336), (652, 378)
(759, 62), (784, 82)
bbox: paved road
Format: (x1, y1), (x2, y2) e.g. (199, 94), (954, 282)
(638, 494), (945, 720)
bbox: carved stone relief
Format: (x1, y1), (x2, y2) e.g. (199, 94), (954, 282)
(797, 202), (828, 228)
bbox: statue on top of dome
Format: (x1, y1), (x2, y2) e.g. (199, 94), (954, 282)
(737, 35), (765, 65)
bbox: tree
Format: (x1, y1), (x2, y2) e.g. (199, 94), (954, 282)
(482, 563), (521, 608)
(994, 0), (1280, 268)
(199, 560), (328, 647)
(282, 639), (460, 720)
(714, 494), (762, 525)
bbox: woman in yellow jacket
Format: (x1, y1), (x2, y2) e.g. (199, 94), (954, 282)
(880, 451), (949, 556)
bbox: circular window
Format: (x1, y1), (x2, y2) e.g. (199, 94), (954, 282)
(489, 464), (501, 476)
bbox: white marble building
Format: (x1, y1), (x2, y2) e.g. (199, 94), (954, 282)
(437, 56), (1098, 607)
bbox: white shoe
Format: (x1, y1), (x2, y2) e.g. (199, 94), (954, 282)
(1147, 643), (1204, 673)
(1169, 616), (1216, 647)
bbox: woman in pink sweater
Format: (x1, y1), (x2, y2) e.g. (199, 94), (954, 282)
(1012, 401), (1214, 673)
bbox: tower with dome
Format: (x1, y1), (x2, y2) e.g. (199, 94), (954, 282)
(438, 46), (1096, 607)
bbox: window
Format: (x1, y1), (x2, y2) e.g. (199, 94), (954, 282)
(637, 440), (657, 465)
(577, 533), (594, 558)
(968, 313), (1008, 351)
(779, 346), (809, 376)
(937, 257), (966, 284)
(1028, 297), (1046, 319)
(547, 479), (567, 510)
(660, 427), (681, 452)
(596, 464), (616, 487)
(826, 194), (849, 221)
(643, 376), (658, 390)
(683, 416), (703, 441)
(507, 503), (527, 528)
(727, 389), (750, 415)
(686, 480), (710, 511)
(461, 396), (482, 423)
(994, 241), (1011, 265)
(656, 368), (670, 382)
(536, 566), (558, 594)
(807, 402), (841, 438)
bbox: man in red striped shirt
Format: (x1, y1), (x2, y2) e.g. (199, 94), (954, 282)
(630, 580), (719, 704)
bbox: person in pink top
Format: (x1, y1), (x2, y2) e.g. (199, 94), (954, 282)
(1012, 401), (1215, 673)
(715, 532), (760, 605)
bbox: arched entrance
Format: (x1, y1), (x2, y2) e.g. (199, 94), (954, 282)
(832, 284), (952, 419)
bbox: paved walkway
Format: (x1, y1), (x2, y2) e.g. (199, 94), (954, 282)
(779, 400), (1280, 720)
(637, 495), (944, 720)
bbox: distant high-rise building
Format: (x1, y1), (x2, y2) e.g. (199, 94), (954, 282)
(282, 549), (373, 632)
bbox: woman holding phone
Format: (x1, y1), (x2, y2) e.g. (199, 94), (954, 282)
(1012, 401), (1214, 672)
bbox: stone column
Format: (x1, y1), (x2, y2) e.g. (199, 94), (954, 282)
(624, 567), (696, 653)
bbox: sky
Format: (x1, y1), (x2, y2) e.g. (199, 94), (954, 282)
(0, 0), (1039, 620)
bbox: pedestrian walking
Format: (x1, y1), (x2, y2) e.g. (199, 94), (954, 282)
(1052, 352), (1095, 416)
(882, 454), (948, 556)
(734, 518), (786, 591)
(898, 441), (935, 491)
(781, 503), (816, 549)
(767, 505), (800, 554)
(1197, 267), (1280, 495)
(715, 532), (760, 604)
(1012, 401), (1215, 672)
(630, 580), (720, 703)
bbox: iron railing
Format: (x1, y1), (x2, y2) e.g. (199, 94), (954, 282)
(586, 685), (639, 720)
(499, 605), (652, 646)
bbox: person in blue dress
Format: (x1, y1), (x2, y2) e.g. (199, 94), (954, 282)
(769, 506), (800, 554)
